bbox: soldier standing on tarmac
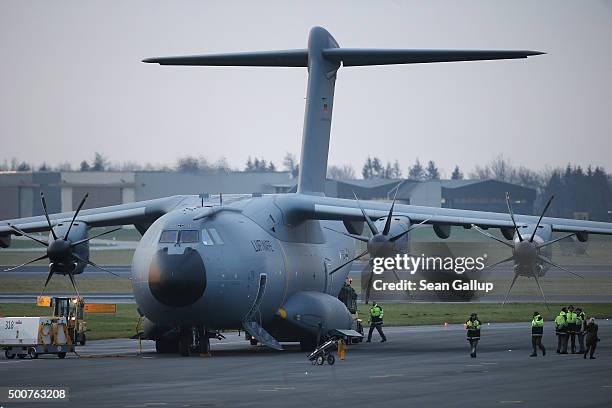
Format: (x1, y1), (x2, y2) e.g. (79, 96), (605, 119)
(555, 307), (568, 354)
(530, 311), (546, 357)
(583, 317), (599, 360)
(566, 305), (578, 353)
(576, 307), (586, 354)
(466, 313), (481, 358)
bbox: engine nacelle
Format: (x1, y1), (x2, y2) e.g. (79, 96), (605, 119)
(433, 224), (451, 239)
(49, 221), (90, 275)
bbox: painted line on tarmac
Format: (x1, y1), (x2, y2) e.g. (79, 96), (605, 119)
(369, 373), (404, 378)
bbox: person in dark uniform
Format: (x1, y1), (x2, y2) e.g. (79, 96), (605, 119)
(465, 313), (481, 358)
(366, 302), (387, 343)
(576, 307), (586, 354)
(583, 317), (599, 360)
(338, 277), (358, 315)
(555, 307), (568, 354)
(566, 305), (578, 353)
(530, 311), (546, 357)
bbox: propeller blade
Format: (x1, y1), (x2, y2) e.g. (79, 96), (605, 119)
(66, 269), (80, 297)
(7, 224), (48, 247)
(482, 255), (515, 273)
(40, 192), (58, 240)
(328, 249), (368, 275)
(72, 253), (121, 277)
(537, 255), (584, 279)
(364, 260), (375, 305)
(64, 193), (89, 240)
(71, 227), (122, 247)
(537, 233), (576, 249)
(41, 266), (55, 293)
(502, 274), (519, 306)
(389, 216), (433, 242)
(353, 191), (379, 235)
(4, 253), (49, 272)
(505, 192), (523, 242)
(530, 195), (554, 242)
(470, 224), (514, 248)
(532, 272), (550, 310)
(323, 227), (369, 243)
(382, 182), (402, 236)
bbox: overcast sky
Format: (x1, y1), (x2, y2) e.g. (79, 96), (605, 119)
(1, 1), (611, 177)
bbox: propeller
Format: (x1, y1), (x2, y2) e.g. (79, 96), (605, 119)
(471, 193), (582, 308)
(4, 192), (122, 294)
(325, 184), (432, 303)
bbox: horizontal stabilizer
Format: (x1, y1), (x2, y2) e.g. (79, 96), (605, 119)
(143, 49), (308, 67)
(322, 48), (545, 67)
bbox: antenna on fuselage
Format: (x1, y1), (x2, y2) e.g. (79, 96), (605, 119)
(143, 27), (543, 196)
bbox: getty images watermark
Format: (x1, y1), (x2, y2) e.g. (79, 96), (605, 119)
(370, 254), (494, 293)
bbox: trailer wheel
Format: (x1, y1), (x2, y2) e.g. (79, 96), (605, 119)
(57, 352), (66, 359)
(327, 354), (335, 365)
(17, 354), (26, 359)
(5, 350), (15, 359)
(316, 355), (325, 365)
(28, 348), (38, 359)
(79, 333), (87, 346)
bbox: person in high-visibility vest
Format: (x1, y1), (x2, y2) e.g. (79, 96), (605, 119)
(566, 305), (578, 354)
(555, 307), (568, 354)
(465, 313), (481, 358)
(530, 311), (546, 357)
(366, 302), (387, 343)
(576, 307), (586, 354)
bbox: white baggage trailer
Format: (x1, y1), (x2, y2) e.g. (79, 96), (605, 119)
(1, 316), (75, 359)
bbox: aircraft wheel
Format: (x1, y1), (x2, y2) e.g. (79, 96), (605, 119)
(57, 352), (66, 359)
(316, 355), (325, 365)
(5, 350), (15, 359)
(327, 354), (335, 365)
(250, 338), (258, 346)
(79, 333), (87, 346)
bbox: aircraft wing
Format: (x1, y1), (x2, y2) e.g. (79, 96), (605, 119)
(279, 195), (612, 237)
(0, 195), (199, 247)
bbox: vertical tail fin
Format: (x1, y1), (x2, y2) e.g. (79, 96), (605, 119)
(143, 27), (543, 196)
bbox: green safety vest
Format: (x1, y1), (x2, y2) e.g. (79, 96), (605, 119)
(566, 312), (577, 324)
(370, 306), (383, 318)
(466, 319), (481, 329)
(576, 312), (584, 326)
(555, 312), (567, 329)
(532, 316), (544, 327)
(532, 315), (544, 335)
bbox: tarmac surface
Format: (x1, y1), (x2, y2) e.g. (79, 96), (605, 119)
(1, 321), (611, 408)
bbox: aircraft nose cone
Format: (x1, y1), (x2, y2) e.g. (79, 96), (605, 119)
(148, 247), (206, 307)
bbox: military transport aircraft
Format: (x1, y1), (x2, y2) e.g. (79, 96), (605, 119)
(2, 27), (612, 355)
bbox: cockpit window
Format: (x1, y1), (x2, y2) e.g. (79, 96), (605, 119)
(179, 230), (199, 243)
(201, 229), (214, 246)
(159, 230), (178, 243)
